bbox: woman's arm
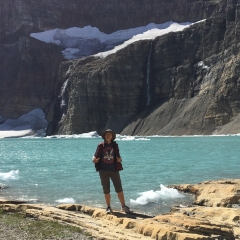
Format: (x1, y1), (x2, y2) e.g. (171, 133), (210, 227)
(114, 143), (122, 162)
(92, 143), (103, 162)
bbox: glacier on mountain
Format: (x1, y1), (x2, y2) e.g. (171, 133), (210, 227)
(30, 21), (197, 59)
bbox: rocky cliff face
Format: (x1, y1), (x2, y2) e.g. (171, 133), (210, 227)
(0, 36), (64, 134)
(121, 1), (240, 136)
(123, 14), (240, 136)
(57, 0), (240, 135)
(0, 0), (217, 38)
(2, 0), (240, 135)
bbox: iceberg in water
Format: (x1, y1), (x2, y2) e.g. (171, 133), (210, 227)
(130, 184), (185, 205)
(45, 131), (100, 139)
(55, 197), (76, 204)
(0, 170), (19, 181)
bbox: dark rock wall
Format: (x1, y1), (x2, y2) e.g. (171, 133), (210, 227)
(123, 6), (240, 135)
(0, 0), (218, 38)
(0, 37), (64, 121)
(57, 41), (151, 134)
(0, 0), (219, 130)
(58, 0), (240, 135)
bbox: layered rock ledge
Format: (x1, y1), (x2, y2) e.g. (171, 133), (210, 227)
(1, 179), (240, 240)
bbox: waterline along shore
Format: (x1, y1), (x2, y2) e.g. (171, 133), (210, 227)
(1, 136), (239, 216)
(1, 179), (240, 240)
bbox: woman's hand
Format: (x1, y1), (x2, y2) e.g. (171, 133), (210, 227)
(92, 157), (100, 163)
(116, 157), (122, 163)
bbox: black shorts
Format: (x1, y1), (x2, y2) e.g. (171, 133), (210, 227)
(99, 171), (123, 194)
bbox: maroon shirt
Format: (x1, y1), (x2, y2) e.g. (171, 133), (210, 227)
(94, 141), (123, 172)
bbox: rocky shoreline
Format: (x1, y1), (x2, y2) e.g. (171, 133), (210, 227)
(1, 179), (240, 240)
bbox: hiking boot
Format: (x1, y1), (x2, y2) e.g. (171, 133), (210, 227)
(106, 206), (113, 214)
(121, 205), (132, 213)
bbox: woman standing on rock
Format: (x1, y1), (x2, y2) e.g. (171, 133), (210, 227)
(92, 129), (131, 214)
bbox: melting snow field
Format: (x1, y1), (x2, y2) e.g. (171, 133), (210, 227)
(0, 130), (33, 138)
(0, 109), (48, 138)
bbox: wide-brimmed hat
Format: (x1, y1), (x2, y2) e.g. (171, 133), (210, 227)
(102, 129), (116, 141)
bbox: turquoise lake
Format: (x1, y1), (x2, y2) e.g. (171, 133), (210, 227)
(0, 135), (239, 216)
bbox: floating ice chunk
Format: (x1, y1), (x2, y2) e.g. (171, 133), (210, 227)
(55, 198), (76, 204)
(130, 184), (184, 205)
(130, 190), (161, 205)
(76, 131), (100, 138)
(46, 131), (100, 139)
(116, 136), (150, 141)
(16, 197), (38, 203)
(121, 136), (136, 141)
(155, 184), (185, 199)
(135, 138), (151, 141)
(0, 170), (19, 180)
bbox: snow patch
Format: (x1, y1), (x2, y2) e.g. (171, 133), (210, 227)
(0, 108), (48, 138)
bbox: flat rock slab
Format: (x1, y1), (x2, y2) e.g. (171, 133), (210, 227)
(1, 179), (240, 240)
(171, 179), (240, 207)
